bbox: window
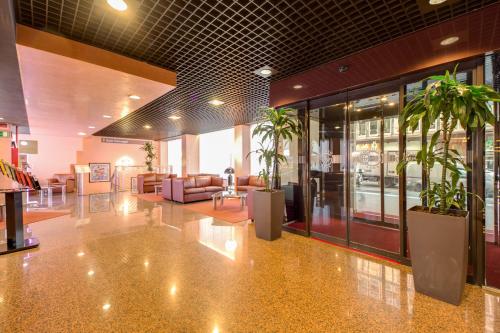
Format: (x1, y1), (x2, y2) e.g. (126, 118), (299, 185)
(199, 128), (234, 175)
(167, 139), (182, 176)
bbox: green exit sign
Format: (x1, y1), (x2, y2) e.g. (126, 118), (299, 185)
(0, 131), (10, 138)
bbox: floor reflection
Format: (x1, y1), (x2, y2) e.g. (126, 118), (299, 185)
(0, 191), (497, 332)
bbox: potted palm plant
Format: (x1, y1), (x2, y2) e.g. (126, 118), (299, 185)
(250, 107), (302, 240)
(140, 142), (157, 172)
(398, 66), (500, 305)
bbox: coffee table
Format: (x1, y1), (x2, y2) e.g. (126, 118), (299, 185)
(212, 190), (247, 210)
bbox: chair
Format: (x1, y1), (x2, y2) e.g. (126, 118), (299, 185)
(47, 173), (75, 193)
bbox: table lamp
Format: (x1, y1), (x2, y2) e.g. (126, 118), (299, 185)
(224, 167), (235, 189)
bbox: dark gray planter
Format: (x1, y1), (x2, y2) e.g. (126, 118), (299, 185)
(253, 190), (284, 241)
(407, 206), (469, 305)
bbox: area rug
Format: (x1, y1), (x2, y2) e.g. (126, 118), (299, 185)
(136, 194), (165, 202)
(0, 210), (71, 228)
(184, 199), (249, 223)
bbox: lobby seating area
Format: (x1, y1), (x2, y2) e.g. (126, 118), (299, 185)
(171, 175), (224, 203)
(236, 175), (266, 192)
(137, 173), (176, 194)
(47, 173), (75, 193)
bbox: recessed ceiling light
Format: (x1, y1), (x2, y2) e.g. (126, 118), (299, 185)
(102, 303), (111, 311)
(128, 94), (141, 100)
(143, 125), (152, 129)
(87, 270), (95, 276)
(168, 116), (181, 120)
(254, 66), (276, 77)
(208, 99), (224, 106)
(293, 84), (303, 90)
(440, 36), (459, 46)
(77, 132), (86, 136)
(107, 0), (127, 11)
(88, 126), (96, 129)
(429, 0), (447, 4)
(20, 141), (28, 146)
(103, 115), (112, 119)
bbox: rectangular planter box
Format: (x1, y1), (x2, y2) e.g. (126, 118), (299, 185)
(253, 190), (285, 241)
(407, 206), (468, 305)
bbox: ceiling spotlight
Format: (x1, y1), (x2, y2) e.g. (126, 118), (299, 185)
(88, 126), (96, 129)
(338, 65), (349, 73)
(107, 0), (127, 11)
(208, 99), (224, 106)
(293, 84), (303, 90)
(102, 303), (111, 311)
(143, 125), (152, 129)
(128, 94), (141, 100)
(255, 66), (276, 77)
(429, 0), (447, 4)
(77, 132), (86, 136)
(440, 36), (459, 46)
(103, 115), (112, 119)
(168, 116), (181, 120)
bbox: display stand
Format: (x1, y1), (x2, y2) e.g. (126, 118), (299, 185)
(0, 190), (39, 255)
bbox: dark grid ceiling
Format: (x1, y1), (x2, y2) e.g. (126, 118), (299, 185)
(15, 0), (497, 140)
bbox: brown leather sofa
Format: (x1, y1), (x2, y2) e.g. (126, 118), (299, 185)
(236, 175), (266, 192)
(171, 175), (224, 203)
(47, 173), (75, 193)
(137, 173), (176, 193)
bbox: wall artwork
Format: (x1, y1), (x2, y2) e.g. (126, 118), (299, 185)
(89, 163), (111, 183)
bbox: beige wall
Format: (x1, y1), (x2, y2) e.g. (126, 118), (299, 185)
(18, 133), (82, 183)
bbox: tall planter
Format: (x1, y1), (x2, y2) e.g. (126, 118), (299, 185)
(253, 190), (284, 241)
(407, 206), (468, 305)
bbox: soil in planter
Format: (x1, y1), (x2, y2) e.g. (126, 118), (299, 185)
(409, 205), (468, 218)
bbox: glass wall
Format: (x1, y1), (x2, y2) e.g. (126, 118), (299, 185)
(485, 52), (500, 289)
(199, 128), (234, 175)
(309, 96), (347, 241)
(349, 91), (400, 254)
(167, 139), (182, 176)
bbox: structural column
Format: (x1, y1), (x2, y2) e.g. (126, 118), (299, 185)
(182, 134), (199, 177)
(233, 125), (251, 178)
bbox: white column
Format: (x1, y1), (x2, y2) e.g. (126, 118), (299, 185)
(233, 125), (250, 178)
(182, 134), (199, 177)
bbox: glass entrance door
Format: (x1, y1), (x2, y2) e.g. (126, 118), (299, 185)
(348, 92), (400, 254)
(309, 99), (347, 241)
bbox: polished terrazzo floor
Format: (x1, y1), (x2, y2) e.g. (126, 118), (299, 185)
(0, 192), (499, 332)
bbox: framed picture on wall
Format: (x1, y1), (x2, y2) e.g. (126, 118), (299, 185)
(89, 163), (111, 183)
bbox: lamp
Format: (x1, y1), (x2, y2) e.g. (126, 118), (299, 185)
(224, 167), (235, 189)
(75, 164), (91, 196)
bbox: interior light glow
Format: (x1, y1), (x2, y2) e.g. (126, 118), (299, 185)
(128, 94), (140, 100)
(88, 270), (95, 276)
(20, 141), (28, 146)
(208, 99), (224, 106)
(260, 69), (272, 75)
(107, 0), (127, 11)
(88, 126), (96, 129)
(293, 84), (303, 90)
(429, 0), (447, 4)
(77, 132), (86, 136)
(103, 115), (112, 119)
(440, 36), (459, 46)
(388, 102), (396, 106)
(168, 115), (181, 120)
(102, 303), (111, 310)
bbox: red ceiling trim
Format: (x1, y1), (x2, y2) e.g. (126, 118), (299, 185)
(270, 3), (500, 107)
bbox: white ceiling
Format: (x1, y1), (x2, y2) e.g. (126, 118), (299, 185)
(17, 44), (175, 137)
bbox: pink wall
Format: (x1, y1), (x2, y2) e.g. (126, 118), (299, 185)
(76, 136), (160, 194)
(18, 133), (82, 183)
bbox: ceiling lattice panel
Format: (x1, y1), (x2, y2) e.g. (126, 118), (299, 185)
(15, 0), (497, 140)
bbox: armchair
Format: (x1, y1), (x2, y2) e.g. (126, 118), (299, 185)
(47, 173), (75, 193)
